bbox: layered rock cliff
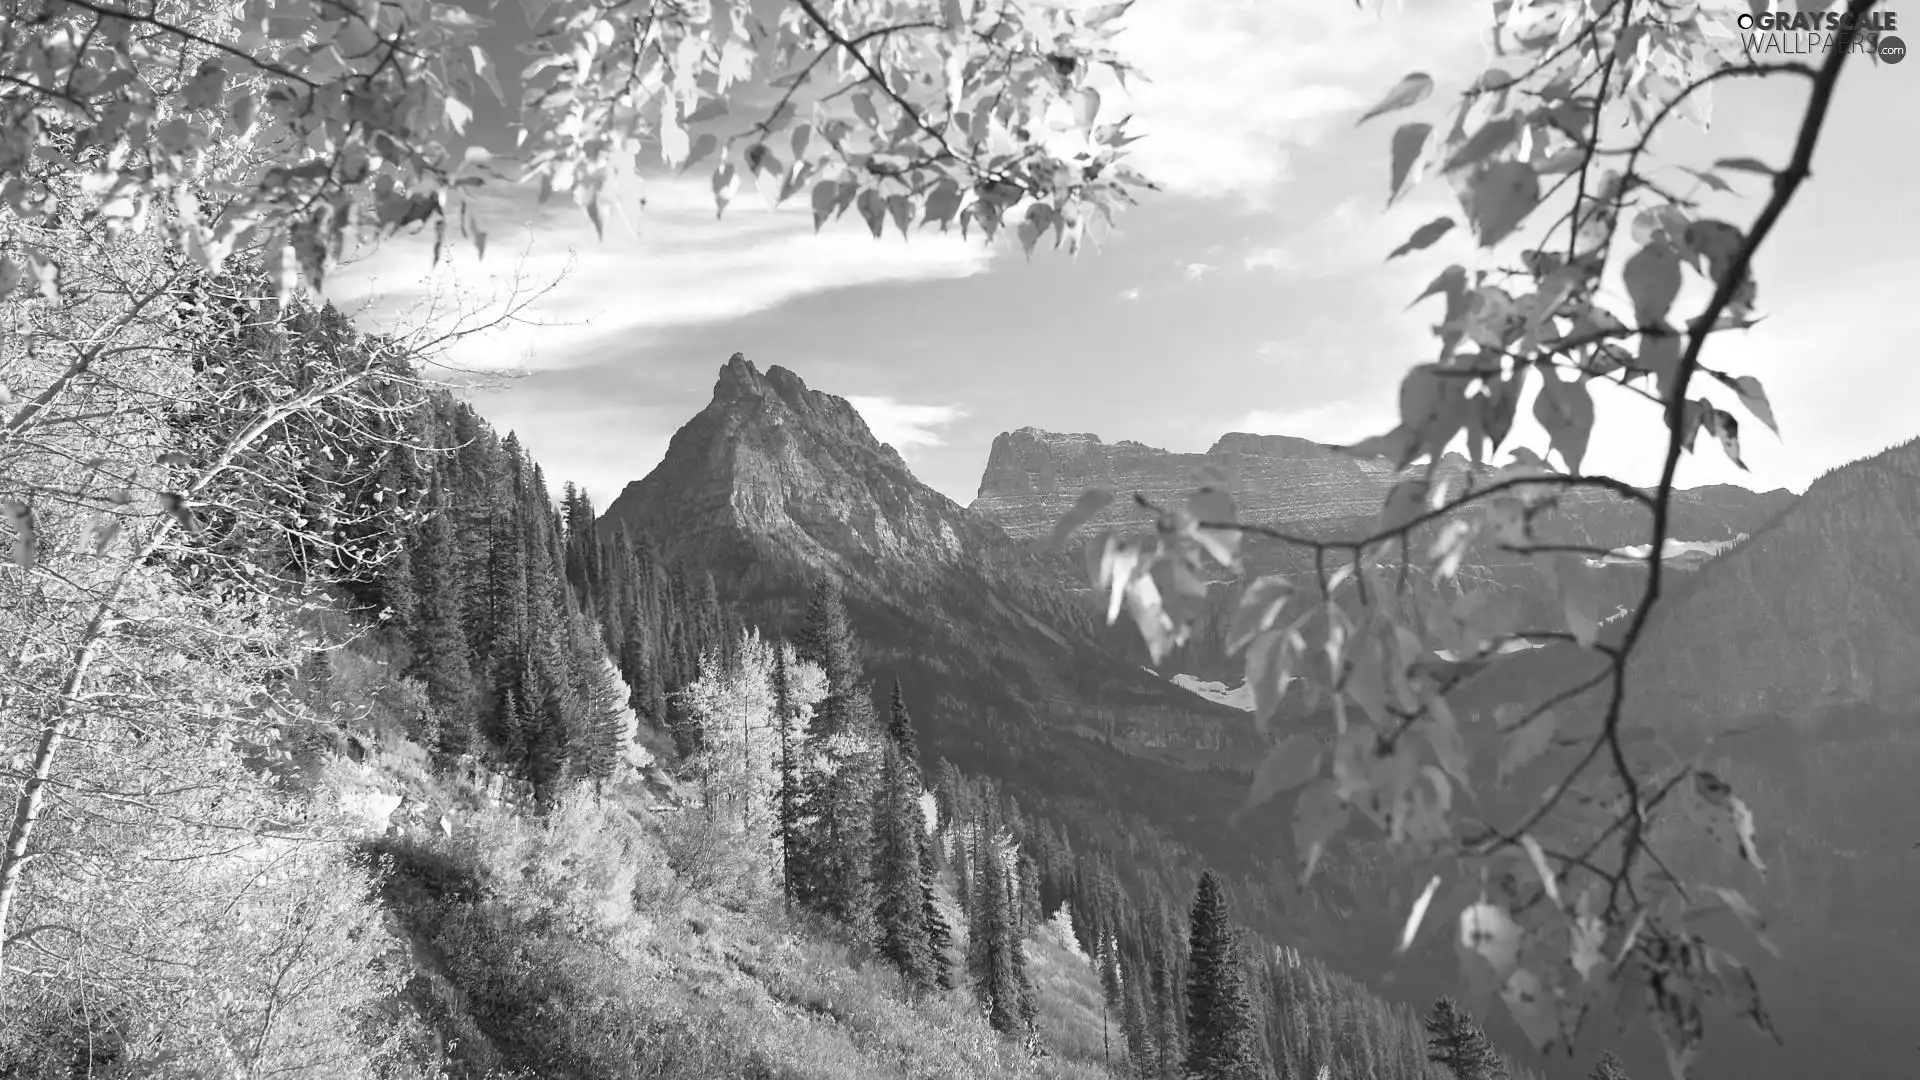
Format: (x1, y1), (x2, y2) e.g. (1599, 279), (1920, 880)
(970, 426), (1795, 684)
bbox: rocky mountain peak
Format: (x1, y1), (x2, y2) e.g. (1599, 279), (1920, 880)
(600, 354), (992, 596)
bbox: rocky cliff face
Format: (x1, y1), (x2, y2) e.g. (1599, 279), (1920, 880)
(972, 427), (1474, 538)
(597, 355), (1258, 768)
(971, 426), (1796, 684)
(973, 426), (1791, 547)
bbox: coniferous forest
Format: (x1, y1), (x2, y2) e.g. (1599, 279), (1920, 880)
(322, 324), (1594, 1080)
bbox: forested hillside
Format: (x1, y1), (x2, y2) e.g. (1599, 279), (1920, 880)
(0, 265), (1586, 1078)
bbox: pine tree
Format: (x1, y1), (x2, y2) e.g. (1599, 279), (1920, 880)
(966, 820), (1029, 1037)
(1182, 871), (1262, 1080)
(794, 577), (877, 940)
(1424, 996), (1507, 1080)
(873, 740), (936, 992)
(772, 640), (802, 912)
(919, 831), (956, 991)
(408, 475), (477, 753)
(1588, 1051), (1630, 1080)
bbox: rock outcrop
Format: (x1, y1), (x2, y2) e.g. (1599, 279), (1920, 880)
(970, 426), (1796, 684)
(971, 426), (1791, 548)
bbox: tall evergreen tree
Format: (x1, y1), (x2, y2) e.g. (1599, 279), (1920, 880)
(966, 819), (1032, 1038)
(794, 578), (877, 940)
(1423, 996), (1507, 1080)
(408, 475), (477, 754)
(1182, 871), (1262, 1080)
(873, 738), (935, 992)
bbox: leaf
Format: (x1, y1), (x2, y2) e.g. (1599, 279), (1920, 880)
(1292, 779), (1350, 884)
(1531, 365), (1594, 474)
(1519, 834), (1561, 908)
(1496, 707), (1558, 785)
(1501, 968), (1559, 1051)
(1096, 537), (1141, 625)
(1715, 372), (1779, 435)
(1443, 115), (1521, 173)
(471, 45), (504, 104)
(1245, 628), (1298, 730)
(158, 492), (202, 535)
(1226, 577), (1293, 656)
(1420, 699), (1472, 791)
(1378, 479), (1430, 534)
(1458, 901), (1521, 979)
(1072, 87), (1101, 132)
(1357, 72), (1434, 125)
(1685, 770), (1767, 873)
(683, 132), (719, 173)
(1570, 895), (1607, 980)
(1240, 734), (1322, 817)
(1703, 407), (1746, 469)
(1388, 122), (1432, 204)
(857, 189), (887, 238)
(1715, 156), (1775, 176)
(1186, 486), (1240, 567)
(1624, 243), (1682, 327)
(1387, 217), (1454, 260)
(1462, 161), (1539, 248)
(1698, 886), (1782, 959)
(1396, 874), (1443, 954)
(1046, 489), (1114, 552)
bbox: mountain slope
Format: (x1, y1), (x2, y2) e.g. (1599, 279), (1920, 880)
(598, 357), (1295, 895)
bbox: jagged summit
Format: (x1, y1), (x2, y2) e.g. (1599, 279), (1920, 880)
(598, 353), (973, 592)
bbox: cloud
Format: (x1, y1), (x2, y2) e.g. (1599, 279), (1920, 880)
(846, 397), (969, 455)
(1223, 400), (1392, 444)
(1241, 248), (1301, 274)
(1094, 0), (1487, 201)
(326, 176), (996, 372)
(1182, 261), (1215, 280)
(1118, 286), (1144, 301)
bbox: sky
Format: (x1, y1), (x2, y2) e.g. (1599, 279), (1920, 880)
(326, 0), (1920, 510)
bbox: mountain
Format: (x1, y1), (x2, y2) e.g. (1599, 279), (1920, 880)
(598, 356), (1920, 1080)
(598, 356), (1315, 910)
(969, 427), (1797, 684)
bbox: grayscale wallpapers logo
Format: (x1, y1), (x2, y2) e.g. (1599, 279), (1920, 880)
(1732, 8), (1905, 63)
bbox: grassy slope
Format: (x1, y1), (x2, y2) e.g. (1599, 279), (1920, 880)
(314, 638), (1117, 1080)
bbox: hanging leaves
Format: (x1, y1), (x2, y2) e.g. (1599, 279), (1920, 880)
(1046, 488), (1114, 552)
(1625, 244), (1683, 327)
(1292, 779), (1350, 884)
(1226, 575), (1294, 655)
(1239, 733), (1323, 818)
(1389, 123), (1432, 204)
(1358, 72), (1436, 125)
(1714, 372), (1779, 434)
(1532, 365), (1595, 474)
(1496, 706), (1558, 785)
(1461, 161), (1540, 248)
(1388, 217), (1456, 259)
(1684, 771), (1767, 873)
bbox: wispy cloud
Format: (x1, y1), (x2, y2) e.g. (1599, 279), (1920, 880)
(1182, 261), (1215, 280)
(1118, 286), (1144, 301)
(846, 397), (969, 455)
(326, 177), (995, 371)
(1095, 0), (1486, 201)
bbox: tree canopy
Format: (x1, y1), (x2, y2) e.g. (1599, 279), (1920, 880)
(1, 0), (1893, 1075)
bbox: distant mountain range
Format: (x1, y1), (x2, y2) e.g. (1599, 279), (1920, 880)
(597, 354), (1920, 1080)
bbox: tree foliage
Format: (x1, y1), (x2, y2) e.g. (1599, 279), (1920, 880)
(1044, 1), (1884, 1076)
(0, 0), (1155, 310)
